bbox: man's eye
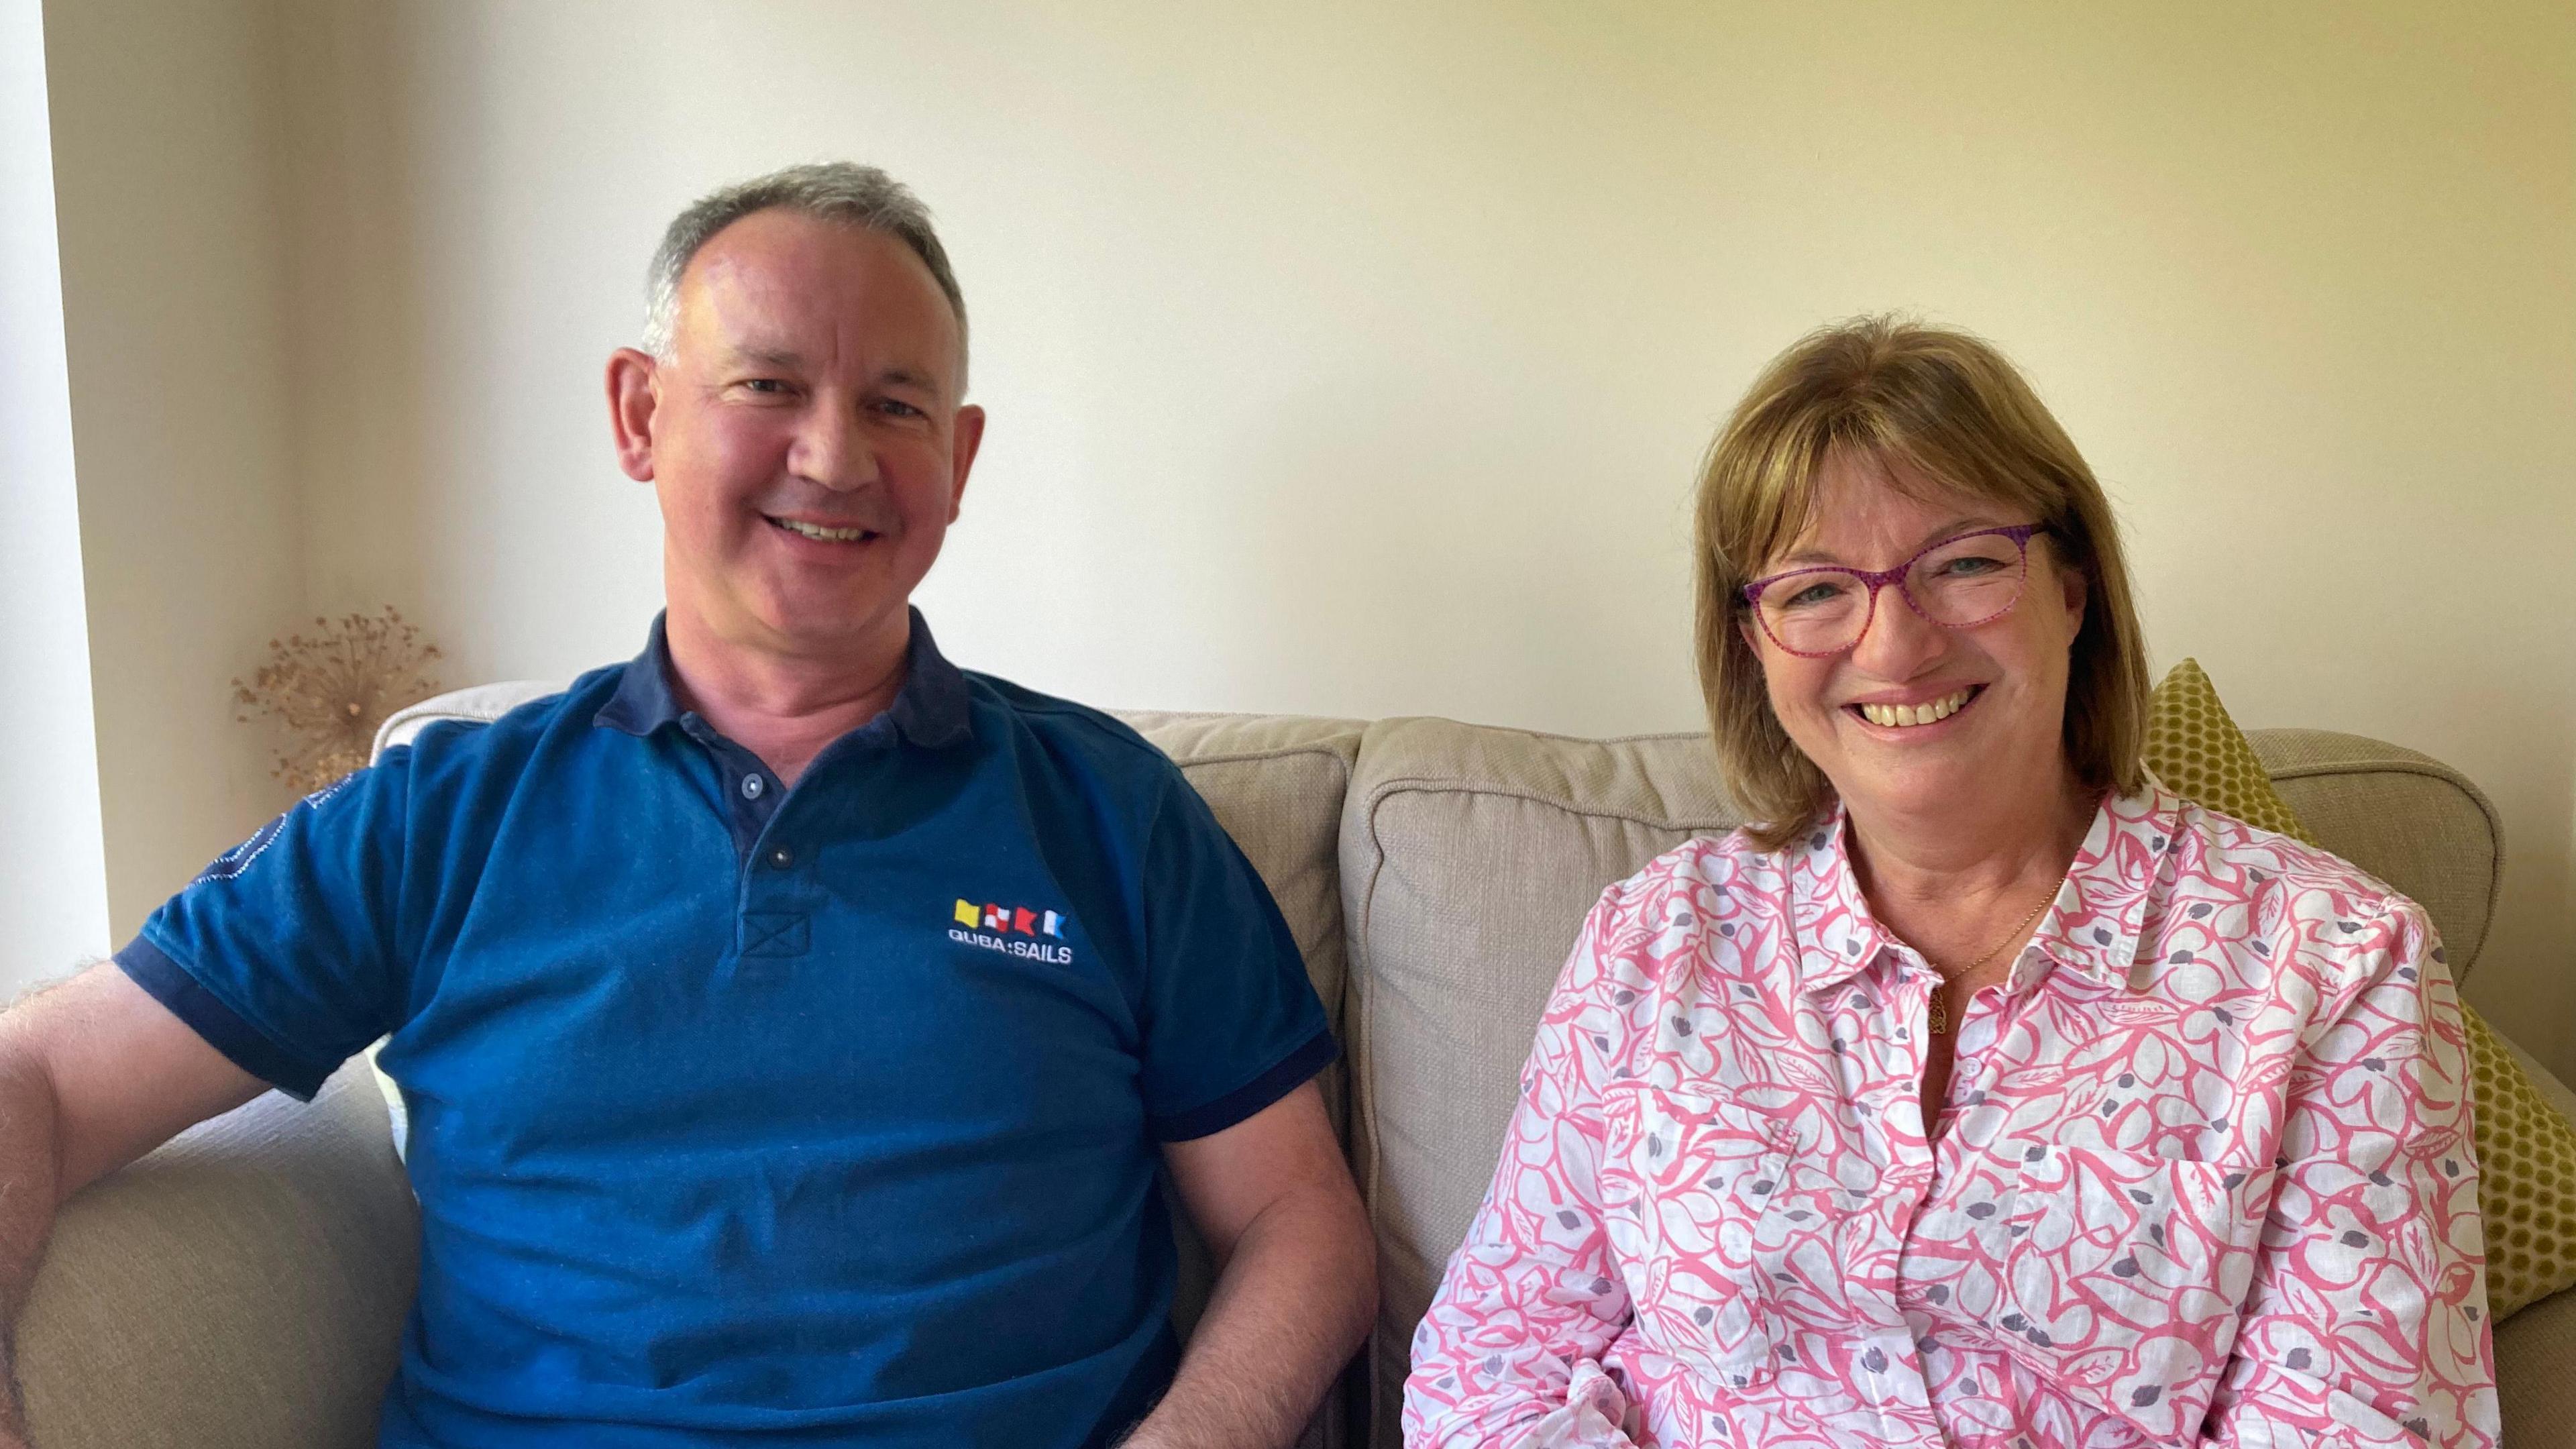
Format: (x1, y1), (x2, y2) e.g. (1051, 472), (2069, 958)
(874, 398), (926, 419)
(741, 378), (788, 394)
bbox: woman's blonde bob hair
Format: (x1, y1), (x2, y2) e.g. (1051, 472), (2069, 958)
(1693, 316), (2150, 849)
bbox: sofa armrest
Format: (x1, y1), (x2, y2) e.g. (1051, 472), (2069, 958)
(17, 1061), (417, 1448)
(2498, 1284), (2576, 1444)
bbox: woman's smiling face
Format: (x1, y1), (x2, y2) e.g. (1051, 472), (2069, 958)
(1743, 453), (2089, 825)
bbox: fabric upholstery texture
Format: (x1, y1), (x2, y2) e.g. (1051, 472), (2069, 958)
(20, 1063), (415, 1449)
(21, 682), (2564, 1446)
(2149, 658), (2576, 1321)
(1338, 717), (1744, 1446)
(1340, 708), (2565, 1446)
(2495, 1279), (2576, 1431)
(1116, 710), (1366, 1449)
(2251, 727), (2502, 979)
(2145, 658), (2319, 841)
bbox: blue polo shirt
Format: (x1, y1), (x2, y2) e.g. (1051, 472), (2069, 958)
(116, 611), (1336, 1449)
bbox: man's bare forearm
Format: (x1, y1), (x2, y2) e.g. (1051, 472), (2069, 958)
(0, 1047), (65, 1440)
(1120, 1185), (1377, 1449)
(0, 965), (265, 1448)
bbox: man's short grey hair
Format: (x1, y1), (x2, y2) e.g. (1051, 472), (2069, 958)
(641, 162), (968, 387)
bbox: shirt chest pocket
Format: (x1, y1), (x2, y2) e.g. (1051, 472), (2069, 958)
(1992, 1142), (2275, 1439)
(1599, 1084), (1860, 1387)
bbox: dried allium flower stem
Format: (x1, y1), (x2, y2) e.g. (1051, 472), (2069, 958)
(231, 606), (443, 796)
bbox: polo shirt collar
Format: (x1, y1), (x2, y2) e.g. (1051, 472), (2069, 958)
(1790, 788), (2171, 998)
(593, 608), (973, 750)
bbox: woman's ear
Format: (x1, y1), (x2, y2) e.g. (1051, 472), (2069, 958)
(2057, 558), (2090, 627)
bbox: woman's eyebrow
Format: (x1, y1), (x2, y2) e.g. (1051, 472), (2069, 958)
(1777, 516), (2006, 566)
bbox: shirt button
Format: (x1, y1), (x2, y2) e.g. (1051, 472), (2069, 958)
(765, 845), (796, 870)
(740, 774), (765, 800)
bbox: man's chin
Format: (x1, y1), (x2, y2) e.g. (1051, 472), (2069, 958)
(690, 586), (914, 657)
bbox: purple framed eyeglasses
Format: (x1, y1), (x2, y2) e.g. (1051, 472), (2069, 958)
(1740, 523), (2048, 659)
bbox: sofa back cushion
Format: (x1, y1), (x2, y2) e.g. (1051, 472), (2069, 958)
(1338, 714), (2505, 1446)
(2248, 727), (2502, 979)
(1337, 717), (1745, 1444)
(1112, 712), (1364, 1378)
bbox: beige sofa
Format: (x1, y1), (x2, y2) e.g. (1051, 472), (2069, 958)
(21, 689), (2574, 1446)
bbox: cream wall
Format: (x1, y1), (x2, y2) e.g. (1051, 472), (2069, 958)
(62, 2), (2573, 1066)
(272, 0), (2576, 1066)
(42, 0), (305, 941)
(0, 0), (112, 983)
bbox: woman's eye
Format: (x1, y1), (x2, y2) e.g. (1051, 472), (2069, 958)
(1785, 581), (1846, 608)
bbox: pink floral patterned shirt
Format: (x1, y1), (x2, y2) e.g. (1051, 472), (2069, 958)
(1405, 790), (2496, 1448)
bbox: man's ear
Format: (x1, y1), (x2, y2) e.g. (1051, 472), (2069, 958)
(606, 348), (661, 482)
(945, 403), (987, 523)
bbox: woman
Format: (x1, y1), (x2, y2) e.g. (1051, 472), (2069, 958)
(1403, 319), (2495, 1448)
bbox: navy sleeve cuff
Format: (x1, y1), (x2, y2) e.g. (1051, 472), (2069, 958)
(115, 937), (335, 1101)
(1150, 1026), (1340, 1142)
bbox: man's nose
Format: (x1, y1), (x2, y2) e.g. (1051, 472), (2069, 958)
(787, 400), (880, 492)
(1848, 580), (1948, 677)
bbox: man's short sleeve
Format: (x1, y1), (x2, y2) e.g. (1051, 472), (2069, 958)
(1135, 774), (1337, 1142)
(115, 753), (414, 1099)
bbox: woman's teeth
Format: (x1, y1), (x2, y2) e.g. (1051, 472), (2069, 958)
(1857, 688), (1974, 729)
(773, 518), (871, 542)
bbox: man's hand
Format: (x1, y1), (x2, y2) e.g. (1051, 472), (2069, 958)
(1121, 1080), (1375, 1449)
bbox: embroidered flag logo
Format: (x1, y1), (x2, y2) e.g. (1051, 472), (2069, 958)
(949, 898), (1073, 962)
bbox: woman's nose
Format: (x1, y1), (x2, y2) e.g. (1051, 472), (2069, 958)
(1848, 581), (1947, 676)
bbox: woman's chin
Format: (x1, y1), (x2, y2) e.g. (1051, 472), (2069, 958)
(1835, 745), (2017, 820)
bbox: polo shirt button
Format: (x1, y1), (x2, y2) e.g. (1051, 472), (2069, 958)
(766, 845), (796, 870)
(741, 774), (765, 800)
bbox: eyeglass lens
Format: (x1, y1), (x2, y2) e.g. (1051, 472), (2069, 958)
(1754, 532), (2031, 655)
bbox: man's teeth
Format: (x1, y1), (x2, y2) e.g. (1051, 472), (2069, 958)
(1858, 689), (1974, 729)
(774, 518), (871, 543)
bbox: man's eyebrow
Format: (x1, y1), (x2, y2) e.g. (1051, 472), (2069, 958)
(1776, 516), (2004, 566)
(726, 345), (804, 369)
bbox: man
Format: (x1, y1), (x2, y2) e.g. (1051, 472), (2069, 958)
(0, 163), (1374, 1448)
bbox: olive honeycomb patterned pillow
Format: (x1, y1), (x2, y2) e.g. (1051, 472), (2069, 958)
(2145, 656), (2576, 1319)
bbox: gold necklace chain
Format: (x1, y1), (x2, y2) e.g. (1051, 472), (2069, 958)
(1924, 888), (2054, 1036)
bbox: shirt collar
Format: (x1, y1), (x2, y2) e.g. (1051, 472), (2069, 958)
(1791, 788), (2180, 998)
(593, 607), (973, 751)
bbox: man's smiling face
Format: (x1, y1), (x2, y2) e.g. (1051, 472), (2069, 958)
(622, 207), (981, 665)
